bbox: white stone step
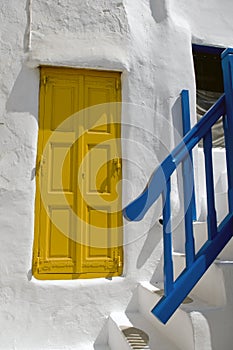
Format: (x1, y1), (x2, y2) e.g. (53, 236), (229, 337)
(193, 221), (208, 253)
(137, 282), (214, 350)
(108, 311), (180, 350)
(218, 236), (233, 260)
(172, 252), (227, 306)
(197, 220), (233, 261)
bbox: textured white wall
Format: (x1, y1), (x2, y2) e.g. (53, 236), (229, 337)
(170, 0), (233, 47)
(0, 0), (233, 348)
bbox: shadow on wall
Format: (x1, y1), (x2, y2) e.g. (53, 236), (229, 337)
(149, 0), (168, 23)
(132, 97), (185, 272)
(136, 221), (162, 269)
(6, 65), (40, 121)
(171, 96), (183, 143)
(171, 96), (185, 224)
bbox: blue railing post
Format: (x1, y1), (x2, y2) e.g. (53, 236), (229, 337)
(181, 90), (197, 222)
(182, 151), (195, 266)
(221, 49), (233, 212)
(162, 179), (174, 296)
(203, 130), (217, 239)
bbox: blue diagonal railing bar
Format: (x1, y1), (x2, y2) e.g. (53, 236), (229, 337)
(151, 213), (233, 323)
(123, 48), (233, 324)
(123, 93), (225, 323)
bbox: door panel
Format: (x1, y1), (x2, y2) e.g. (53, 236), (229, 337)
(80, 75), (122, 274)
(87, 144), (111, 193)
(33, 67), (122, 279)
(36, 71), (80, 275)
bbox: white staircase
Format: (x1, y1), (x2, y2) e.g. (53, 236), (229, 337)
(95, 221), (233, 350)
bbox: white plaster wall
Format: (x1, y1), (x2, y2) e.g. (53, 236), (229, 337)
(170, 0), (233, 48)
(1, 0), (233, 348)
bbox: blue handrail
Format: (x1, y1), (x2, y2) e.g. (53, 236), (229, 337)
(123, 48), (233, 324)
(123, 95), (227, 323)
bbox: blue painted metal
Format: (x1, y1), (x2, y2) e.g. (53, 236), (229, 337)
(223, 115), (232, 213)
(152, 213), (233, 323)
(221, 49), (233, 212)
(162, 179), (174, 296)
(203, 130), (217, 240)
(181, 89), (196, 268)
(123, 94), (226, 323)
(181, 90), (191, 133)
(182, 151), (195, 267)
(181, 89), (197, 222)
(123, 48), (233, 324)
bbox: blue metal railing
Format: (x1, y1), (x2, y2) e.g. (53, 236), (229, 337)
(181, 89), (196, 222)
(123, 48), (233, 323)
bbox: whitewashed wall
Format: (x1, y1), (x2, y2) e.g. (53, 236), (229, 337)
(0, 0), (233, 348)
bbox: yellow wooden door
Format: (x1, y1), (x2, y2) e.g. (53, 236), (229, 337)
(33, 67), (123, 279)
